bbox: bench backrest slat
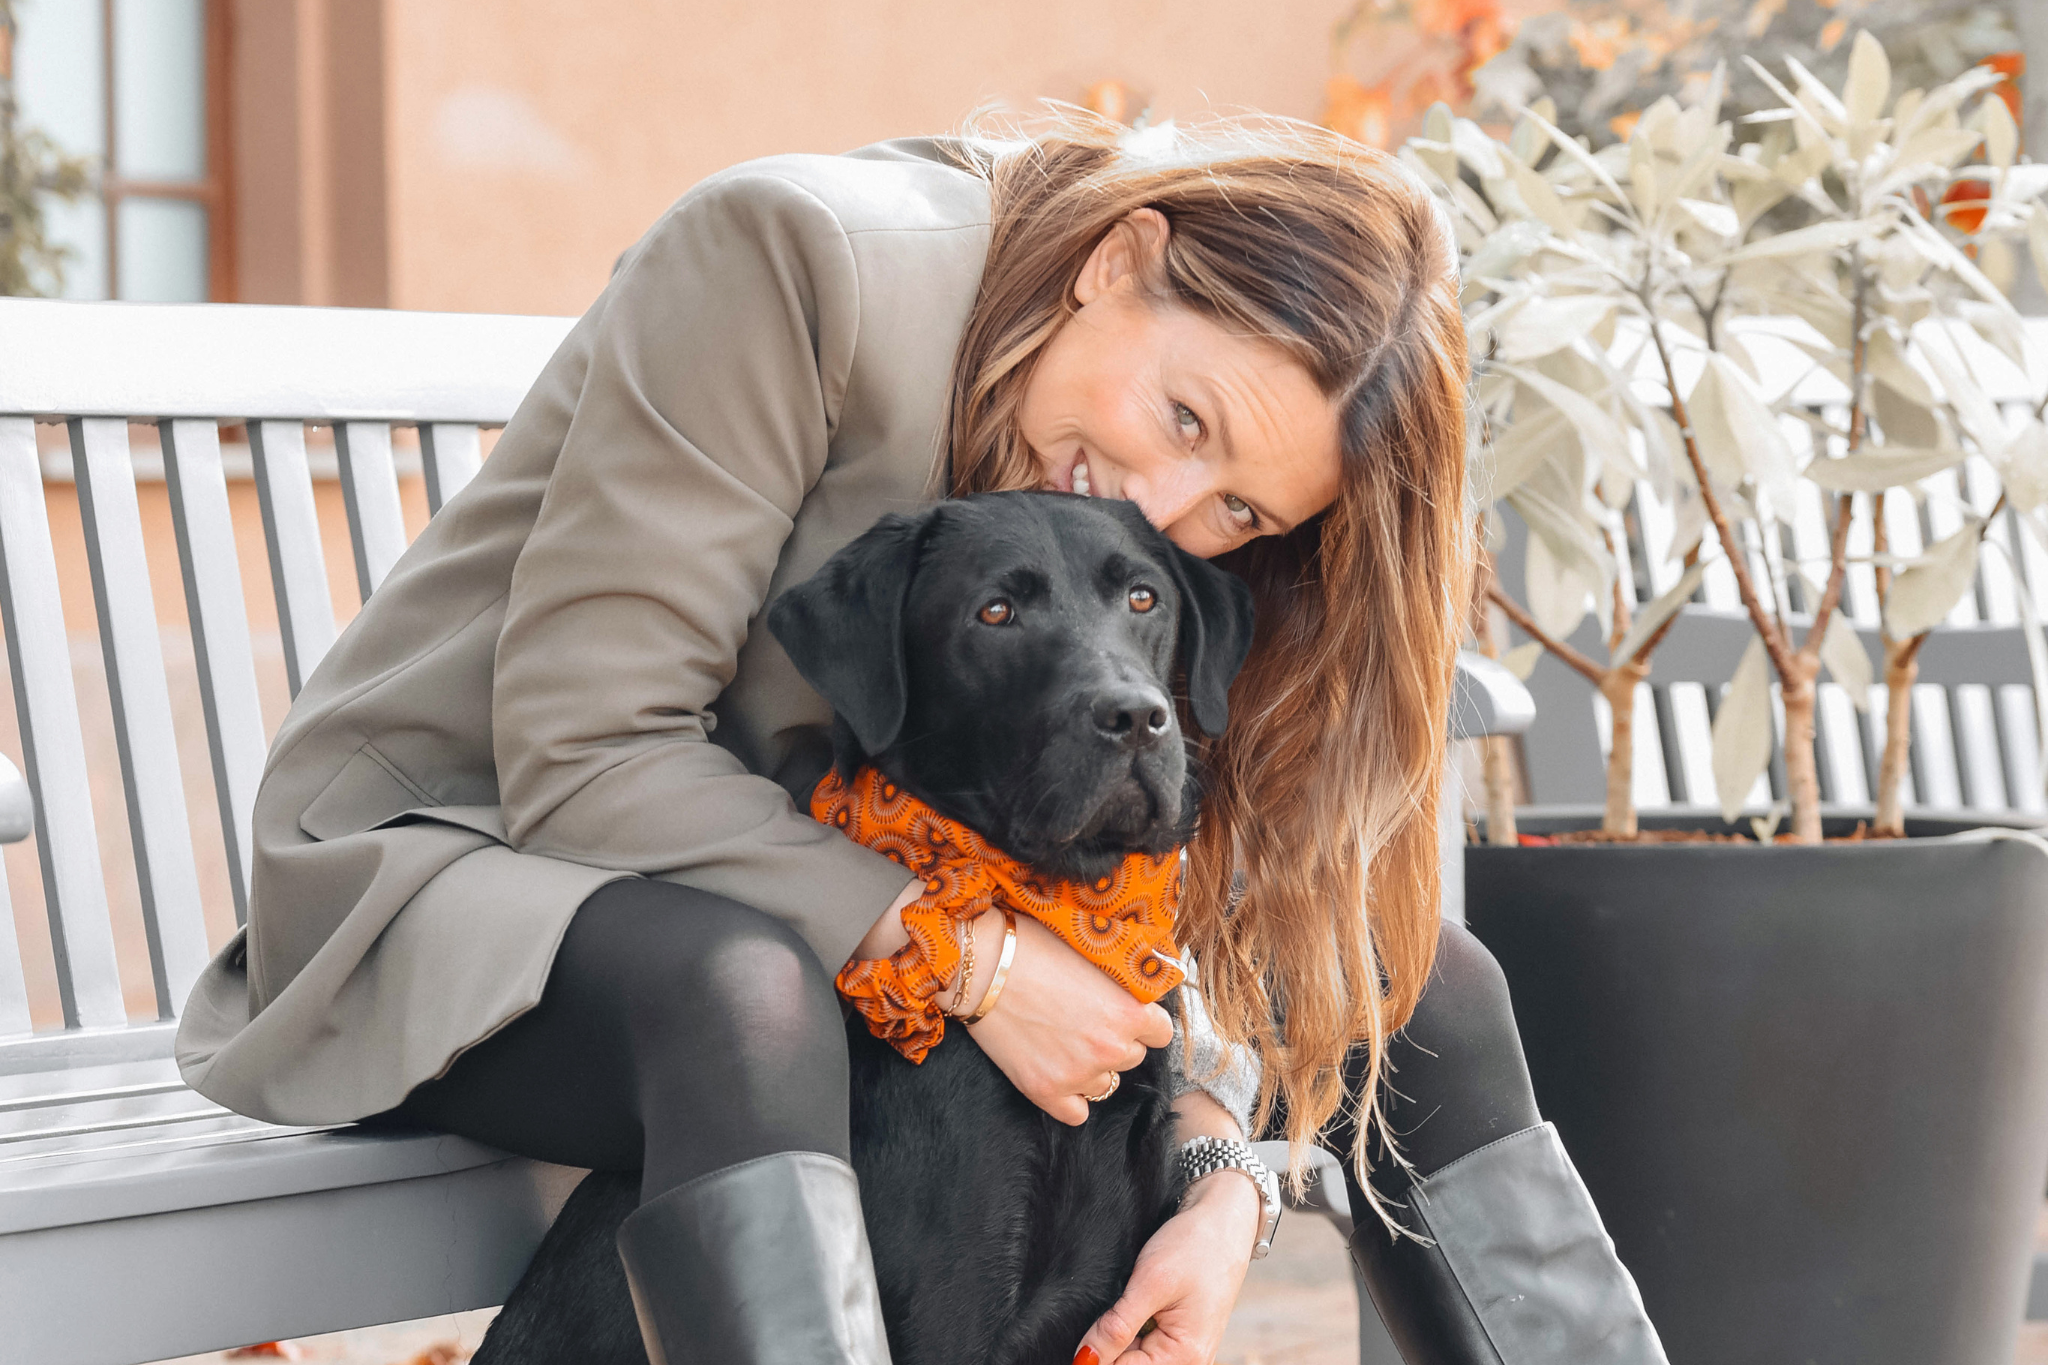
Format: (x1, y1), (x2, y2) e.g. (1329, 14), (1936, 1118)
(0, 299), (574, 1049)
(335, 422), (410, 600)
(161, 419), (268, 926)
(0, 835), (28, 1036)
(71, 419), (211, 1019)
(248, 420), (341, 699)
(0, 418), (124, 1029)
(421, 424), (484, 516)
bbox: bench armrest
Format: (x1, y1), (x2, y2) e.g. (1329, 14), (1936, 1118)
(1451, 652), (1535, 741)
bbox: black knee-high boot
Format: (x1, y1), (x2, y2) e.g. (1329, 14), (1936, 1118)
(1334, 925), (1668, 1364)
(617, 1151), (892, 1365)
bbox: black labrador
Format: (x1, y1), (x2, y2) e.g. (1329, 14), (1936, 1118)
(469, 490), (1256, 1365)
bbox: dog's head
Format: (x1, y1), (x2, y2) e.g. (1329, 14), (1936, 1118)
(768, 491), (1255, 881)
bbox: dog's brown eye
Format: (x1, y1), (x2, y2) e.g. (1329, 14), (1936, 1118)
(978, 599), (1014, 626)
(1128, 587), (1157, 613)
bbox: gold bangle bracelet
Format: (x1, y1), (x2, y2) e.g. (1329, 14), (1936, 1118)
(961, 909), (1017, 1024)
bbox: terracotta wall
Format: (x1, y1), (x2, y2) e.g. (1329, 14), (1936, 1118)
(372, 0), (1351, 316)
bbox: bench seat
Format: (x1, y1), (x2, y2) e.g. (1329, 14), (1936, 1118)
(1, 1024), (577, 1365)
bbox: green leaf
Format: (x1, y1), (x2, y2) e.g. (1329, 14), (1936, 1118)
(1483, 403), (1573, 500)
(1500, 151), (1578, 236)
(1712, 634), (1775, 823)
(1885, 519), (1983, 639)
(1676, 197), (1738, 239)
(1873, 127), (1984, 197)
(2000, 421), (2048, 515)
(1743, 56), (1839, 152)
(1980, 88), (2019, 170)
(1688, 353), (1797, 515)
(1495, 362), (1634, 490)
(1424, 102), (1454, 144)
(1451, 119), (1505, 180)
(1844, 30), (1890, 129)
(2031, 205), (2048, 295)
(1864, 326), (1933, 406)
(1920, 335), (2008, 456)
(1500, 640), (1544, 680)
(1513, 103), (1633, 211)
(1783, 55), (1851, 131)
(1521, 520), (1595, 641)
(1802, 445), (1964, 492)
(1899, 210), (2022, 315)
(1496, 295), (1617, 362)
(1611, 559), (1709, 665)
(1819, 610), (1873, 709)
(1712, 218), (1882, 266)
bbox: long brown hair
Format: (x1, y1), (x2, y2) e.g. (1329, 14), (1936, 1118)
(942, 111), (1471, 1212)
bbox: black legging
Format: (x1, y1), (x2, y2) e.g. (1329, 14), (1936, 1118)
(374, 877), (851, 1203)
(1300, 921), (1545, 1222)
(381, 882), (1538, 1220)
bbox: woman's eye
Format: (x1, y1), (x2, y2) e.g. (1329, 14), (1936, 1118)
(1173, 402), (1203, 441)
(1128, 586), (1157, 613)
(977, 599), (1014, 626)
(1222, 493), (1258, 531)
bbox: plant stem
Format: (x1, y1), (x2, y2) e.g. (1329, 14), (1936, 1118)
(1798, 259), (1870, 661)
(1487, 586), (1608, 685)
(1595, 527), (1640, 835)
(1874, 634), (1923, 836)
(1469, 539), (1520, 846)
(1648, 311), (1829, 840)
(1646, 318), (1794, 676)
(1599, 662), (1648, 837)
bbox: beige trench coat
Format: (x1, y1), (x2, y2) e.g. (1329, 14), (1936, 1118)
(176, 140), (991, 1125)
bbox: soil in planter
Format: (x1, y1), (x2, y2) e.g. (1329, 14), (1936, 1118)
(1518, 822), (1904, 846)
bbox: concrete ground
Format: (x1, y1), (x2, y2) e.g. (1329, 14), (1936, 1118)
(149, 1206), (1362, 1365)
(151, 1202), (2048, 1365)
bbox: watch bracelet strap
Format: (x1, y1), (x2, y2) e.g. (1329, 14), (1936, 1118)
(1174, 1135), (1281, 1257)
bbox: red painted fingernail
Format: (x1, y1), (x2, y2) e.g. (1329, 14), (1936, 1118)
(1074, 1348), (1099, 1365)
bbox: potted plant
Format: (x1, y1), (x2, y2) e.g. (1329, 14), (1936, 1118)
(1413, 38), (2048, 1364)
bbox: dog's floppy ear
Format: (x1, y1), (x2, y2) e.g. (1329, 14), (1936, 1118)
(1166, 545), (1256, 737)
(767, 509), (934, 755)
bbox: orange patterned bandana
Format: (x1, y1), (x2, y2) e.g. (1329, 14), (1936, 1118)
(816, 765), (1186, 1063)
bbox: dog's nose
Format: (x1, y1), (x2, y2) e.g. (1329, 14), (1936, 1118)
(1092, 688), (1173, 749)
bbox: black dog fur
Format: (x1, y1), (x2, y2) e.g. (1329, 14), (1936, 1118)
(469, 492), (1255, 1365)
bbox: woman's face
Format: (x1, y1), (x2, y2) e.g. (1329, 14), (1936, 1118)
(1020, 209), (1344, 561)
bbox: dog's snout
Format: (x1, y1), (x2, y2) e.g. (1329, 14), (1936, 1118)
(1092, 687), (1173, 749)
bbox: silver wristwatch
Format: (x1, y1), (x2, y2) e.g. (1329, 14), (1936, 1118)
(1174, 1135), (1282, 1259)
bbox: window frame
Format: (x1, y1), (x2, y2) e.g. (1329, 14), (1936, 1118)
(95, 0), (234, 302)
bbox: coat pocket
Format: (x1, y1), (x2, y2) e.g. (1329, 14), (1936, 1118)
(298, 742), (440, 841)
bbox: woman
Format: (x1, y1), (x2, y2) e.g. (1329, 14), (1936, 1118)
(175, 114), (1666, 1365)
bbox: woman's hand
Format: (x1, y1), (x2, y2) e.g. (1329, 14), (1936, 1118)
(1073, 1162), (1262, 1365)
(967, 914), (1174, 1125)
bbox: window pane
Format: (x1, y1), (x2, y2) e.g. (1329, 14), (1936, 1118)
(41, 197), (109, 300)
(14, 0), (106, 159)
(13, 0), (108, 298)
(112, 0), (206, 182)
(117, 198), (208, 301)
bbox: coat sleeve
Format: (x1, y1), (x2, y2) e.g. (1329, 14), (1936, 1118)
(492, 172), (917, 970)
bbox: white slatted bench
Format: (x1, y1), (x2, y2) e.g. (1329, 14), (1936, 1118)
(0, 298), (585, 1365)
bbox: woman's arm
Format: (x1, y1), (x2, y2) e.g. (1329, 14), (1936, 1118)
(491, 171), (921, 970)
(1071, 1089), (1263, 1365)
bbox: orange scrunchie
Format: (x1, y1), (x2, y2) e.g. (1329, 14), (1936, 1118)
(816, 766), (1186, 1063)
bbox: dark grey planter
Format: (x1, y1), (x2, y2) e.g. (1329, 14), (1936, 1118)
(1465, 818), (2048, 1365)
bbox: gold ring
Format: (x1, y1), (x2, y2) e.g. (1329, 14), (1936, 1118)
(1085, 1072), (1121, 1104)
